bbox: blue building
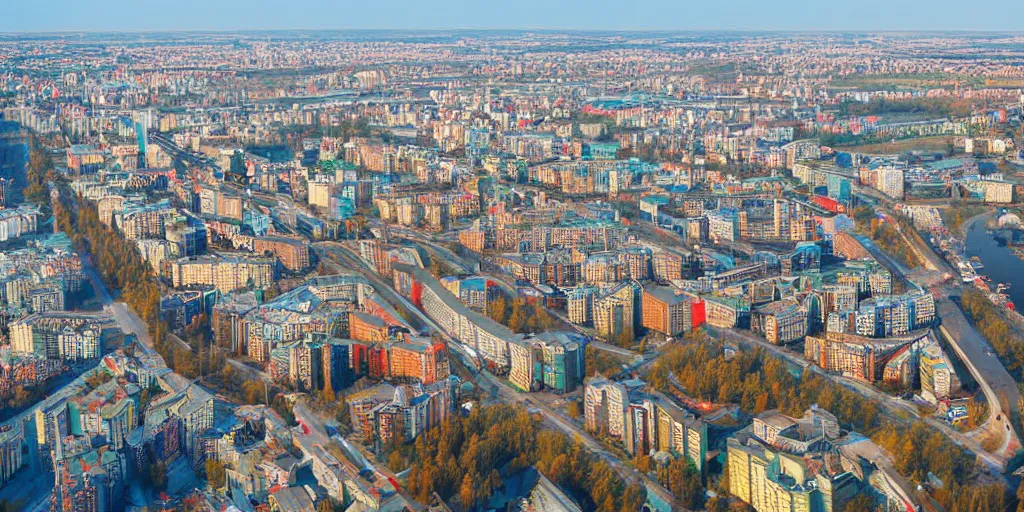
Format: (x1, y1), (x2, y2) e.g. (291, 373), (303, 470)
(328, 195), (356, 221)
(244, 208), (271, 236)
(585, 142), (620, 160)
(322, 341), (353, 391)
(825, 174), (851, 203)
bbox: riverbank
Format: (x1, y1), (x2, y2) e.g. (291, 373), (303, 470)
(949, 209), (993, 238)
(964, 214), (1024, 308)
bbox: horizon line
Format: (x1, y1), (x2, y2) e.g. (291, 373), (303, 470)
(4, 27), (1024, 36)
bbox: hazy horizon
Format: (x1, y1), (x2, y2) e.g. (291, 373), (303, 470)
(6, 0), (1024, 33)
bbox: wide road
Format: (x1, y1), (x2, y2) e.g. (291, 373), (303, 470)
(391, 232), (647, 363)
(851, 186), (1022, 466)
(313, 241), (432, 335)
(936, 292), (1022, 455)
(315, 241), (676, 502)
(712, 326), (1009, 471)
(78, 251), (162, 361)
(150, 133), (218, 170)
(293, 399), (420, 505)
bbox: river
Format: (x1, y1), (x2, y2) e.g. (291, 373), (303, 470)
(964, 215), (1024, 308)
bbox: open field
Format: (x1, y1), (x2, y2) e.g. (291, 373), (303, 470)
(829, 73), (983, 91)
(838, 135), (953, 154)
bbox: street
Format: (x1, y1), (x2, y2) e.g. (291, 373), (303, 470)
(711, 326), (1010, 471)
(314, 240), (676, 500)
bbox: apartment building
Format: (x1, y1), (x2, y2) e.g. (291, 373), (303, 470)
(584, 378), (707, 472)
(641, 285), (695, 336)
(253, 235), (311, 272)
(348, 312), (389, 343)
(458, 229), (486, 253)
(832, 232), (870, 261)
(804, 331), (927, 383)
(387, 338), (450, 385)
(752, 298), (807, 345)
(727, 407), (864, 512)
(394, 263), (520, 371)
(170, 254), (276, 293)
(919, 341), (961, 403)
(584, 377), (629, 440)
(115, 200), (177, 240)
(0, 425), (24, 487)
(593, 282), (637, 340)
(567, 286), (597, 325)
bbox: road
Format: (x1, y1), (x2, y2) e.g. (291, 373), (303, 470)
(293, 400), (420, 505)
(390, 231), (649, 364)
(315, 241), (675, 501)
(78, 251), (162, 362)
(314, 241), (434, 335)
(712, 326), (1010, 471)
(936, 293), (1022, 456)
(847, 185), (1022, 467)
(473, 360), (676, 503)
(150, 133), (218, 170)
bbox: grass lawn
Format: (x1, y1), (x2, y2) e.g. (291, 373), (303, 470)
(838, 135), (953, 154)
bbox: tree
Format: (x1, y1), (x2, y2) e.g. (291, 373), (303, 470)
(242, 380), (264, 405)
(387, 451), (405, 473)
(659, 458), (704, 511)
(430, 257), (457, 279)
(843, 494), (875, 512)
(487, 295), (508, 325)
(459, 474), (476, 509)
(707, 496), (731, 512)
(508, 300), (530, 333)
(614, 328), (635, 348)
(322, 381), (337, 403)
(633, 454), (652, 473)
(622, 483), (646, 511)
(566, 400), (582, 419)
(403, 403), (639, 511)
(150, 460), (167, 490)
(205, 459), (226, 489)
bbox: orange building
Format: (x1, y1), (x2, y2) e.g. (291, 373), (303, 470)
(388, 339), (451, 385)
(459, 229), (486, 253)
(349, 311), (389, 343)
(368, 345), (389, 379)
(253, 235), (311, 272)
(642, 286), (694, 336)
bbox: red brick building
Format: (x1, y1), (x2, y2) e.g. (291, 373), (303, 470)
(349, 311), (389, 343)
(253, 235), (311, 272)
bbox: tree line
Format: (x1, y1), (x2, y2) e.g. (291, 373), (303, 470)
(485, 295), (559, 334)
(646, 339), (987, 511)
(837, 97), (973, 119)
(960, 288), (1024, 381)
(851, 205), (922, 269)
(405, 404), (646, 512)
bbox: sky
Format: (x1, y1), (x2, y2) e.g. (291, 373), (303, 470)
(5, 0), (1024, 33)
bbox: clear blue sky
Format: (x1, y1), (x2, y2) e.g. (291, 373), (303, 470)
(4, 0), (1024, 32)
